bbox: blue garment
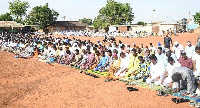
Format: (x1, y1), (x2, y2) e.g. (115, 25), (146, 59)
(66, 39), (69, 43)
(197, 42), (200, 47)
(94, 56), (108, 71)
(39, 45), (43, 50)
(49, 57), (54, 63)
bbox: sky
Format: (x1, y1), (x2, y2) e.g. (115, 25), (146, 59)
(0, 0), (200, 23)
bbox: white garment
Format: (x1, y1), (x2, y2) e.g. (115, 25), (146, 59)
(120, 56), (130, 68)
(114, 67), (127, 77)
(172, 44), (183, 59)
(149, 46), (156, 52)
(155, 53), (168, 66)
(196, 88), (200, 95)
(49, 49), (56, 56)
(114, 57), (130, 77)
(192, 52), (200, 71)
(146, 61), (165, 85)
(146, 78), (161, 85)
(162, 62), (181, 86)
(126, 53), (132, 59)
(192, 52), (200, 77)
(185, 45), (195, 58)
(170, 53), (178, 62)
(150, 61), (165, 78)
(59, 50), (65, 56)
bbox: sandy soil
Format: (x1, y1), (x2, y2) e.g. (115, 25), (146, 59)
(1, 32), (199, 108)
(53, 33), (199, 48)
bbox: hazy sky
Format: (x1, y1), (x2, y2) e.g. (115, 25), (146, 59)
(0, 0), (200, 23)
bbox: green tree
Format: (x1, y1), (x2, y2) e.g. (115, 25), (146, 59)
(9, 0), (29, 23)
(25, 3), (59, 34)
(93, 0), (134, 29)
(137, 21), (147, 26)
(79, 18), (93, 25)
(194, 12), (200, 25)
(0, 13), (13, 21)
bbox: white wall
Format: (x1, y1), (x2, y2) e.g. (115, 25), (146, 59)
(109, 26), (117, 32)
(159, 25), (175, 33)
(130, 26), (152, 33)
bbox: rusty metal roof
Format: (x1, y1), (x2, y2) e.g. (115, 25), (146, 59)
(0, 21), (24, 28)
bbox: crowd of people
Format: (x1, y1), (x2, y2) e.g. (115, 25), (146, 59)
(47, 28), (178, 38)
(0, 33), (200, 96)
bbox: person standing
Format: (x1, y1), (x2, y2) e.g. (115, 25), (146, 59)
(164, 34), (173, 49)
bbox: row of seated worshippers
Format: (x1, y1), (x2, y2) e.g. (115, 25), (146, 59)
(0, 34), (200, 95)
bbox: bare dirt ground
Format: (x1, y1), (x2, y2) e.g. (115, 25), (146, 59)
(0, 32), (199, 108)
(55, 33), (199, 48)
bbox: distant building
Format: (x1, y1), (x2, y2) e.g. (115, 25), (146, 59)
(0, 21), (24, 33)
(109, 22), (179, 34)
(47, 21), (88, 33)
(0, 21), (38, 34)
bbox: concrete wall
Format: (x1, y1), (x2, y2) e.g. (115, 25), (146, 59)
(130, 26), (152, 33)
(109, 24), (180, 35)
(118, 26), (128, 33)
(159, 25), (175, 33)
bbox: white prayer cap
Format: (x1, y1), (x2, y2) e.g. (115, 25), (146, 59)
(174, 41), (179, 45)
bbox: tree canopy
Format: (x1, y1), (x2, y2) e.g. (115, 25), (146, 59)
(194, 12), (200, 25)
(137, 21), (147, 26)
(93, 0), (134, 29)
(25, 3), (59, 33)
(0, 13), (13, 21)
(8, 0), (29, 23)
(79, 18), (93, 25)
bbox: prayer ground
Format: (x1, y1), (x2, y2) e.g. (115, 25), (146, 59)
(1, 32), (199, 108)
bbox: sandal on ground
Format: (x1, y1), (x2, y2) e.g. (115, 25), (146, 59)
(127, 87), (138, 91)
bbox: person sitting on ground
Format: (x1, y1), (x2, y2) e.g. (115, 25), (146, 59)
(113, 52), (130, 79)
(65, 50), (75, 65)
(165, 49), (177, 62)
(192, 46), (200, 78)
(112, 49), (118, 57)
(103, 50), (113, 71)
(94, 51), (108, 72)
(178, 51), (193, 70)
(155, 47), (168, 66)
(136, 47), (142, 56)
(161, 57), (181, 87)
(172, 41), (183, 60)
(143, 49), (151, 63)
(78, 49), (87, 69)
(125, 48), (140, 77)
(106, 54), (120, 78)
(70, 49), (83, 67)
(185, 41), (195, 58)
(133, 56), (150, 81)
(33, 47), (39, 58)
(125, 47), (132, 59)
(91, 50), (101, 69)
(171, 67), (196, 95)
(149, 43), (156, 54)
(146, 55), (165, 85)
(80, 48), (95, 70)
